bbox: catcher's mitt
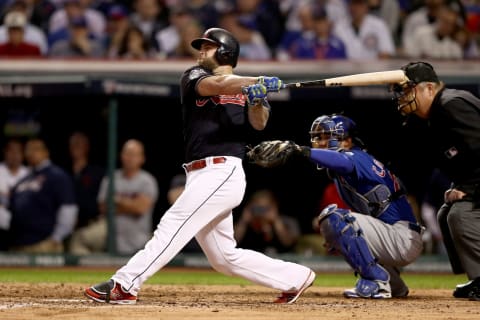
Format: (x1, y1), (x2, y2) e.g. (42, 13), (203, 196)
(246, 140), (302, 168)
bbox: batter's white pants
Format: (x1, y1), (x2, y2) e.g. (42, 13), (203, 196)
(112, 156), (313, 296)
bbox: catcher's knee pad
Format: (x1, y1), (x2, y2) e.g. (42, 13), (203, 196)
(319, 205), (389, 282)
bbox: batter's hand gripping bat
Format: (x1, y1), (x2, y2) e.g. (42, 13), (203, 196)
(283, 70), (409, 88)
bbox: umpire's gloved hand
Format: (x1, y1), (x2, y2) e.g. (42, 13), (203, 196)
(258, 76), (283, 92)
(243, 83), (267, 106)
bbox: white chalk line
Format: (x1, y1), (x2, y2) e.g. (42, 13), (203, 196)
(0, 298), (87, 309)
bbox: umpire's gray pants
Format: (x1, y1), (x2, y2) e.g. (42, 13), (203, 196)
(438, 201), (480, 280)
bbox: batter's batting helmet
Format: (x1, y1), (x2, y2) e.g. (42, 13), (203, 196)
(191, 28), (240, 68)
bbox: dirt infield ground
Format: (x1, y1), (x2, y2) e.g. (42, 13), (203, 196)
(0, 282), (479, 320)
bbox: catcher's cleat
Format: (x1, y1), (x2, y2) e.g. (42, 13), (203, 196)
(453, 277), (480, 299)
(84, 279), (137, 305)
(343, 278), (392, 299)
(273, 270), (316, 304)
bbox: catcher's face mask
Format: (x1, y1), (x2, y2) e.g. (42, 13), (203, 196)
(391, 82), (418, 116)
(309, 116), (341, 150)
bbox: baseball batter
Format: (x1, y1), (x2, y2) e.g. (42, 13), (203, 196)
(84, 27), (315, 305)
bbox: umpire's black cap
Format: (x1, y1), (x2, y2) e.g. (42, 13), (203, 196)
(402, 61), (440, 84)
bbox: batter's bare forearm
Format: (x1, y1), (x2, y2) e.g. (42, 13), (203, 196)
(248, 103), (269, 130)
(198, 75), (258, 96)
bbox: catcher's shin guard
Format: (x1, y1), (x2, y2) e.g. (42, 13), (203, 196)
(318, 205), (390, 283)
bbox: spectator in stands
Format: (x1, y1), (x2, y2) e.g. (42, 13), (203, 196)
(367, 0), (401, 46)
(180, 0), (218, 30)
(0, 138), (29, 243)
(219, 10), (271, 61)
(0, 11), (42, 56)
(404, 4), (464, 59)
(67, 131), (104, 230)
(129, 0), (170, 54)
(400, 0), (466, 55)
(104, 4), (131, 58)
(454, 24), (479, 59)
(69, 139), (158, 255)
(464, 1), (480, 43)
(155, 5), (203, 59)
(233, 0), (285, 59)
(172, 12), (203, 59)
(48, 0), (106, 43)
(332, 0), (395, 60)
(48, 15), (105, 57)
(280, 0), (348, 34)
(0, 138), (29, 200)
(20, 0), (56, 34)
(234, 189), (301, 255)
(6, 138), (78, 253)
(401, 0), (445, 51)
(276, 3), (346, 60)
(116, 24), (155, 59)
(0, 0), (49, 55)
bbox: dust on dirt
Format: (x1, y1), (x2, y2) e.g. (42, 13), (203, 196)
(0, 282), (478, 320)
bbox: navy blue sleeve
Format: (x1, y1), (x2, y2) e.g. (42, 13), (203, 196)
(309, 148), (355, 174)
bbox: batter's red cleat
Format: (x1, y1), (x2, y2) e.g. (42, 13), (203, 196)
(274, 270), (316, 304)
(84, 279), (137, 305)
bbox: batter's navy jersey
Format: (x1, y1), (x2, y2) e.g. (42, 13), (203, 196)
(332, 147), (416, 225)
(8, 163), (76, 246)
(180, 66), (249, 162)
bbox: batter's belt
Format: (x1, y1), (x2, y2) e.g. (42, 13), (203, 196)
(184, 157), (227, 173)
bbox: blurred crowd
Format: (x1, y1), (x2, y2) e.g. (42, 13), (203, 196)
(0, 135), (160, 255)
(0, 134), (449, 256)
(0, 0), (478, 60)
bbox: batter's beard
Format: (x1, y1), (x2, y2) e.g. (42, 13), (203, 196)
(198, 56), (218, 71)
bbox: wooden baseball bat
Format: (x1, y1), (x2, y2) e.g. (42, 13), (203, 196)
(283, 70), (409, 88)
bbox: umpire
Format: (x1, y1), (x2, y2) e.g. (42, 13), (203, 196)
(392, 61), (480, 301)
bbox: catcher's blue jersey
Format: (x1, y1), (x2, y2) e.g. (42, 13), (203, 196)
(326, 147), (416, 225)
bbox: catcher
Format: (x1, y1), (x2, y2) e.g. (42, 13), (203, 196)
(248, 114), (424, 298)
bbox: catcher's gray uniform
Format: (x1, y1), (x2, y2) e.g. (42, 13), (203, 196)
(312, 115), (424, 298)
(248, 115), (424, 298)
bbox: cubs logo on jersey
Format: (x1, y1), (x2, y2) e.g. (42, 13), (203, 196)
(372, 159), (386, 177)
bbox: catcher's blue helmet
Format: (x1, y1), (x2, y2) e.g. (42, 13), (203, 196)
(310, 115), (339, 149)
(310, 114), (361, 149)
(330, 114), (357, 138)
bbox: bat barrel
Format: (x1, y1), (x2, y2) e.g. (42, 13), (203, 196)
(283, 70), (407, 89)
